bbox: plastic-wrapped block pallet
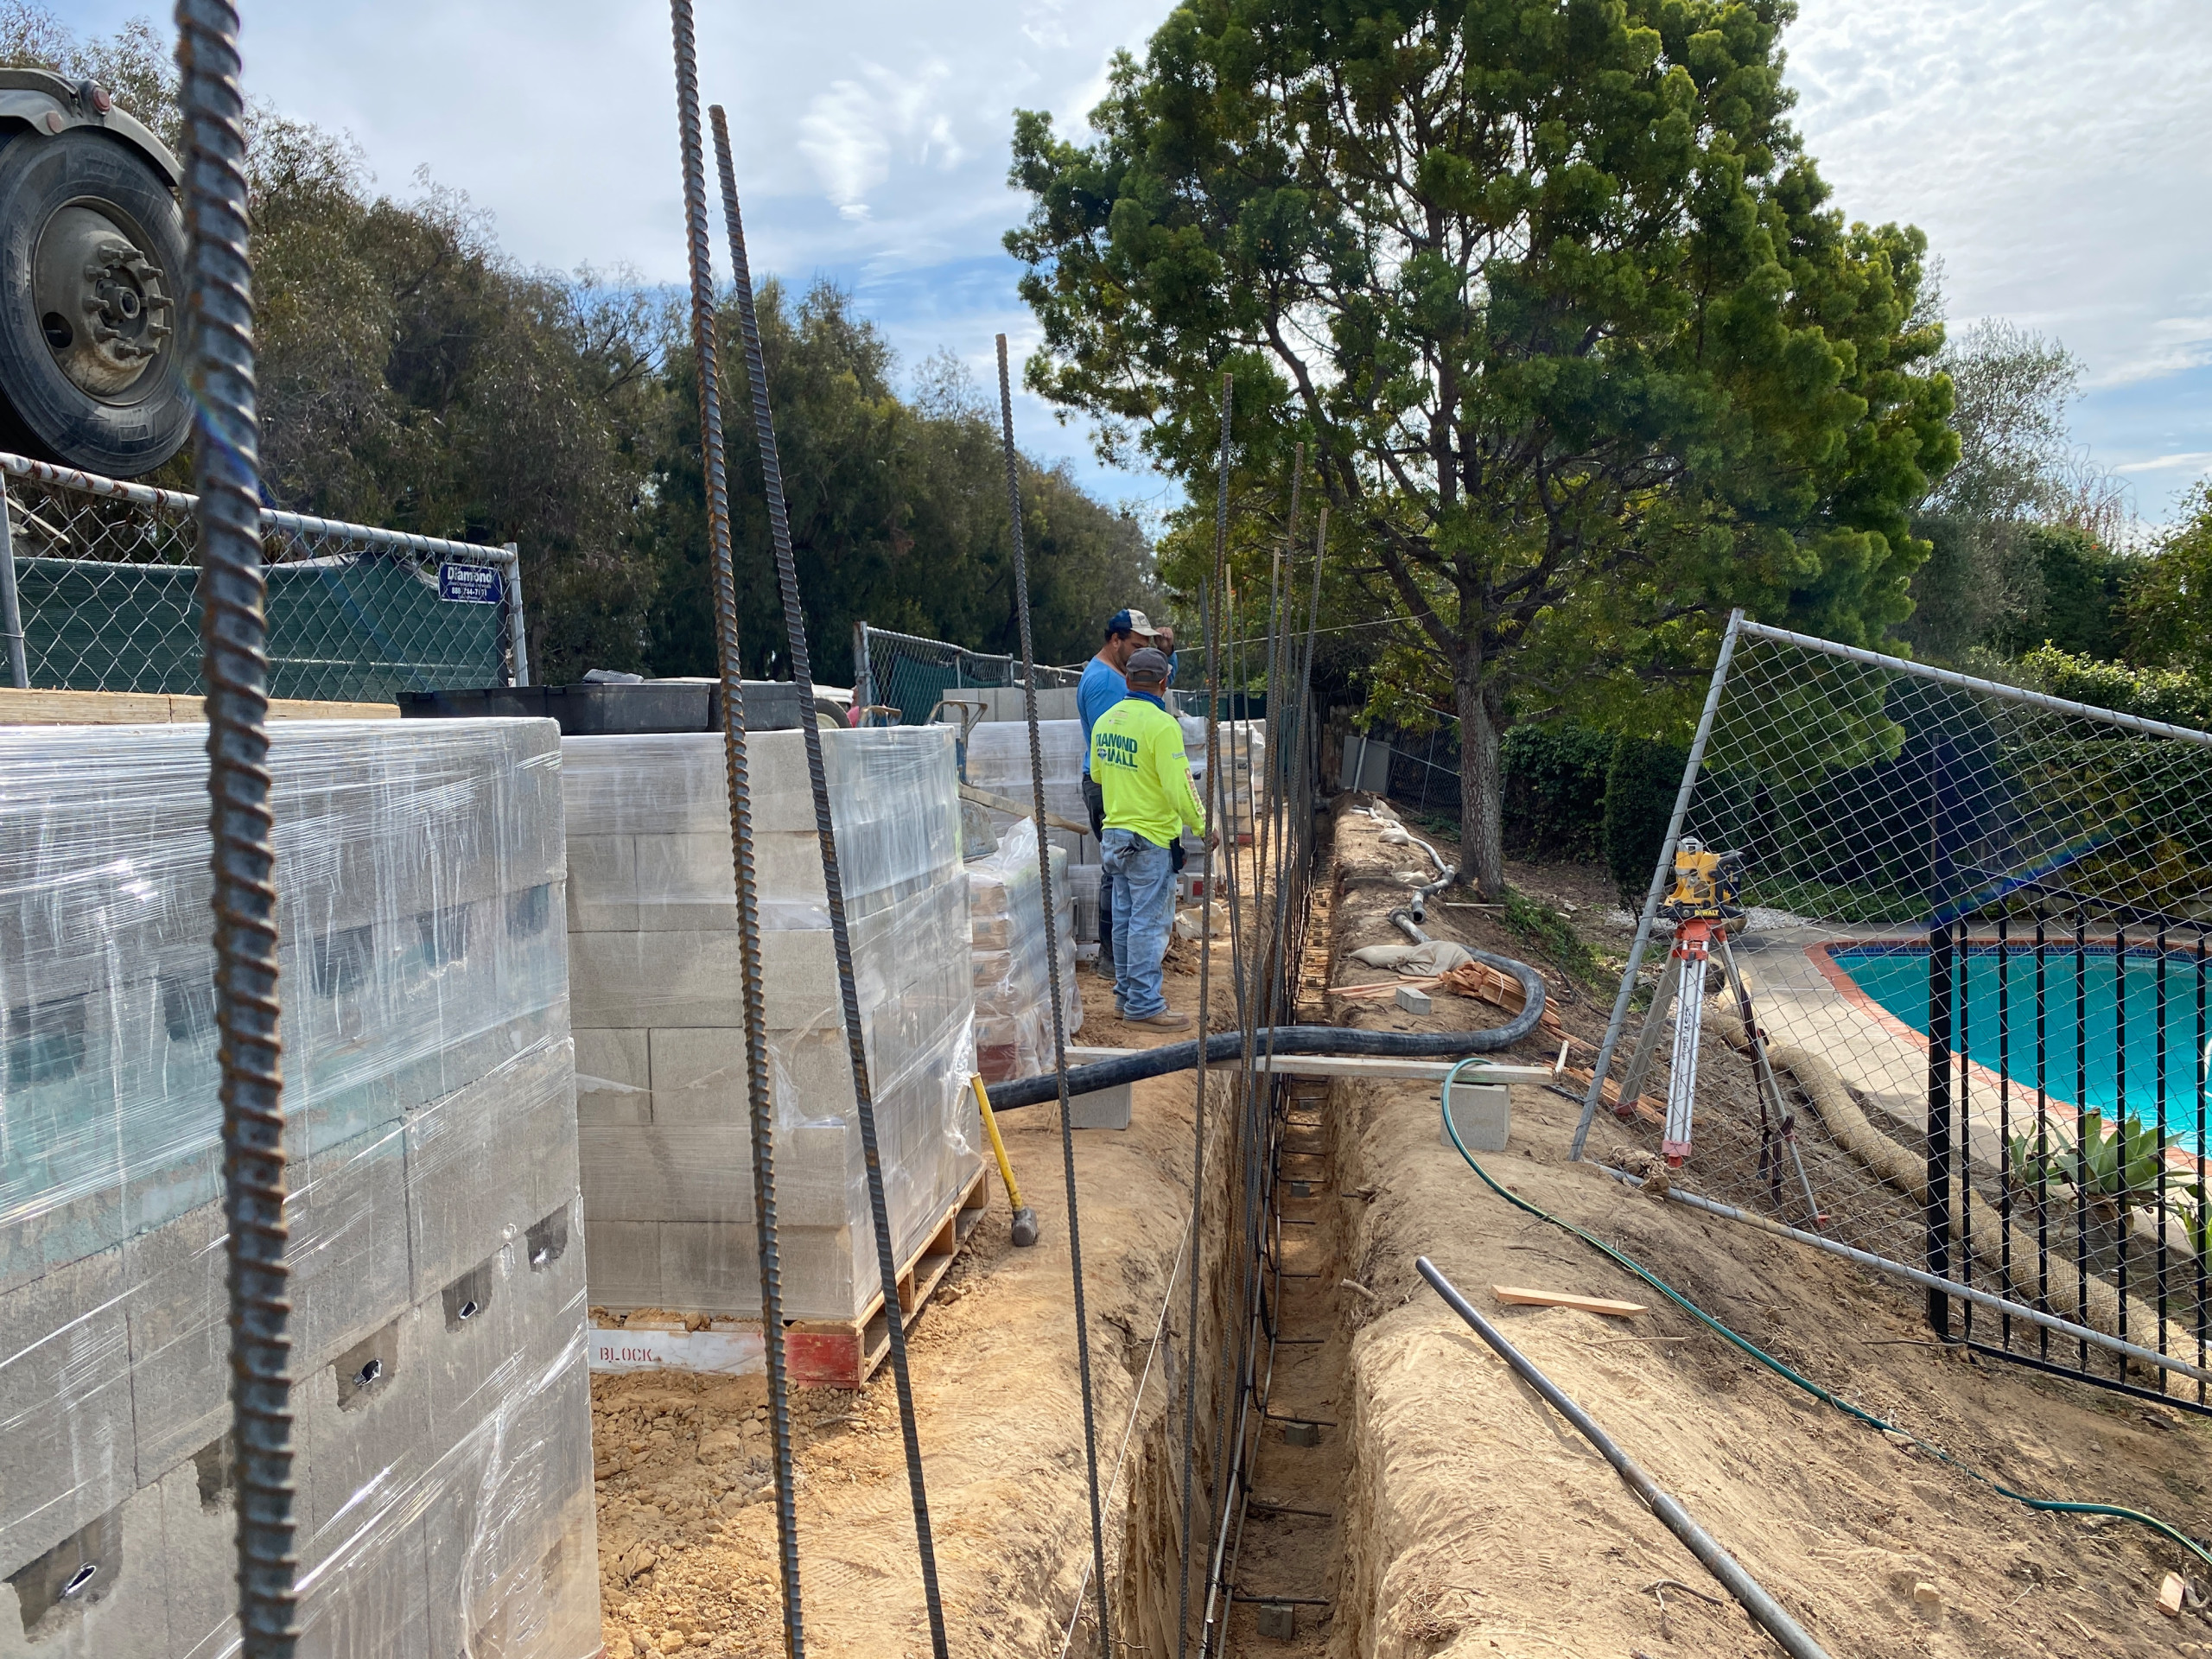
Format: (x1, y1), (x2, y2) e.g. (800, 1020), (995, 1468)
(0, 720), (597, 1658)
(963, 719), (1094, 869)
(966, 820), (1084, 1084)
(563, 727), (982, 1323)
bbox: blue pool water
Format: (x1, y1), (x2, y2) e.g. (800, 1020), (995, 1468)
(1832, 946), (2212, 1134)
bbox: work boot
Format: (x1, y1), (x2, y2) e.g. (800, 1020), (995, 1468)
(1130, 1010), (1192, 1030)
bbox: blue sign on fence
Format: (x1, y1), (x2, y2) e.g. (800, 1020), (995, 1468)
(438, 563), (505, 606)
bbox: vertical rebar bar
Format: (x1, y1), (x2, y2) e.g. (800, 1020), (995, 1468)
(176, 3), (296, 1650)
(2157, 926), (2171, 1377)
(1998, 914), (2012, 1351)
(1177, 572), (1217, 1659)
(2075, 908), (2090, 1370)
(713, 100), (944, 1655)
(993, 333), (1109, 1658)
(2117, 923), (2130, 1355)
(665, 41), (804, 1654)
(2036, 915), (2050, 1359)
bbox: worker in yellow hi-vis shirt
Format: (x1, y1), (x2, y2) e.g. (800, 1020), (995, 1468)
(1090, 647), (1214, 1028)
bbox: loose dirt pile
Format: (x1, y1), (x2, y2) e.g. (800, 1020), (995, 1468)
(1325, 800), (2212, 1658)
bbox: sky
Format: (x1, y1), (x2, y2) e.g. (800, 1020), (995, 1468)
(73, 0), (2212, 528)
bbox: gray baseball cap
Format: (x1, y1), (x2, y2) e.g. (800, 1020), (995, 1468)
(1125, 646), (1172, 683)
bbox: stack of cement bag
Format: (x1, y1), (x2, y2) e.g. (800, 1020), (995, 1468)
(0, 721), (596, 1657)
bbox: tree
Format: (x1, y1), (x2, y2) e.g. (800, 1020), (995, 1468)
(639, 283), (1160, 683)
(1902, 320), (2133, 662)
(2126, 481), (2212, 677)
(1008, 0), (1955, 894)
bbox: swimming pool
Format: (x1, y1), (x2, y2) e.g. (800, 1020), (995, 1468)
(1831, 945), (2212, 1133)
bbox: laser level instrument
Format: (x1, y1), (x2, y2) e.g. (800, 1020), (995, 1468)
(1609, 839), (1826, 1224)
(1650, 839), (1741, 1165)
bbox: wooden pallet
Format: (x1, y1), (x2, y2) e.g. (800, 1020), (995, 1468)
(784, 1166), (991, 1389)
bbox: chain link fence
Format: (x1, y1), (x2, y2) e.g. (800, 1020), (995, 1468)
(1579, 616), (2212, 1408)
(0, 453), (527, 702)
(853, 620), (1080, 724)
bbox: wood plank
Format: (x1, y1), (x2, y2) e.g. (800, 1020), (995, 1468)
(0, 686), (399, 725)
(1492, 1285), (1648, 1318)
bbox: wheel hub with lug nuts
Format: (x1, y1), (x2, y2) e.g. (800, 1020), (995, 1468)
(34, 203), (174, 400)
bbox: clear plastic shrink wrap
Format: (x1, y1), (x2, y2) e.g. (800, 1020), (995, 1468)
(563, 727), (981, 1323)
(0, 720), (597, 1658)
(962, 719), (1094, 869)
(965, 820), (1084, 1083)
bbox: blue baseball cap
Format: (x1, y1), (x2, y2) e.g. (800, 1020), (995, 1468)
(1107, 608), (1158, 639)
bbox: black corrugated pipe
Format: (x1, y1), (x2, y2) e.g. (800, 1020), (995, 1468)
(988, 949), (1547, 1111)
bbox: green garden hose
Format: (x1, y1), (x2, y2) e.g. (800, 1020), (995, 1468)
(1439, 1059), (2212, 1576)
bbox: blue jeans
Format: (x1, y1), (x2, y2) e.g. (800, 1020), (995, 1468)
(1101, 828), (1176, 1019)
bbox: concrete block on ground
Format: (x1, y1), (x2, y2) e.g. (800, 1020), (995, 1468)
(0, 1249), (135, 1579)
(1395, 985), (1433, 1014)
(0, 1482), (169, 1659)
(575, 1028), (652, 1125)
(1440, 1083), (1510, 1154)
(1067, 1081), (1132, 1131)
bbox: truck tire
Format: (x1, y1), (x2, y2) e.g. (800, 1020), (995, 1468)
(0, 125), (191, 478)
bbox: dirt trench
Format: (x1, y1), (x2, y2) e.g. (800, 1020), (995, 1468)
(588, 797), (2212, 1658)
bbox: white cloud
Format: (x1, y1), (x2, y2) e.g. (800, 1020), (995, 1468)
(797, 60), (964, 222)
(67, 0), (2212, 512)
(2115, 451), (2212, 476)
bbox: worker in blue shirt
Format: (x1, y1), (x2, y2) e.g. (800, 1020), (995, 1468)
(1078, 607), (1159, 981)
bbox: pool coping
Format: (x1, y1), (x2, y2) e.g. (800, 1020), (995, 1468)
(1802, 938), (2209, 1183)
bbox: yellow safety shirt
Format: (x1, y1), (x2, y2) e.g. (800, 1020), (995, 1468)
(1090, 693), (1206, 848)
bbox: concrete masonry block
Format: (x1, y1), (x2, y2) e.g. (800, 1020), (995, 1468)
(656, 1223), (870, 1322)
(155, 1444), (240, 1659)
(575, 1027), (652, 1125)
(578, 1126), (753, 1225)
(1440, 1083), (1510, 1154)
(579, 1219), (662, 1310)
(423, 1411), (598, 1659)
(563, 835), (637, 932)
(404, 1040), (580, 1305)
(0, 1480), (170, 1659)
(646, 1025), (752, 1125)
(298, 1307), (431, 1551)
(0, 1249), (136, 1580)
(291, 1126), (414, 1370)
(122, 1203), (230, 1489)
(293, 1509), (430, 1659)
(569, 928), (846, 1031)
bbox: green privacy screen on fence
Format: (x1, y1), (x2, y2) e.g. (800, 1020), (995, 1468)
(17, 554), (504, 702)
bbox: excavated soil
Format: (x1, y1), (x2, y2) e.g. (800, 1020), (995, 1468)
(588, 926), (1250, 1659)
(588, 804), (2212, 1658)
(1326, 801), (2212, 1658)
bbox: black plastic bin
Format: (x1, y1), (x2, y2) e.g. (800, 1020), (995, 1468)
(398, 679), (834, 735)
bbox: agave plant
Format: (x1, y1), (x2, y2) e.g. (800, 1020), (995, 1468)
(2005, 1129), (2064, 1202)
(2070, 1109), (2181, 1223)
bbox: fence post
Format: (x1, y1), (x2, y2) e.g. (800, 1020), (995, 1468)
(1926, 920), (1955, 1338)
(499, 542), (530, 687)
(0, 482), (27, 689)
(854, 620), (871, 712)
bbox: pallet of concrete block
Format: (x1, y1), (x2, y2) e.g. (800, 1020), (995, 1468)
(1179, 715), (1265, 841)
(563, 725), (987, 1381)
(966, 819), (1084, 1084)
(963, 717), (1095, 868)
(0, 719), (599, 1656)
